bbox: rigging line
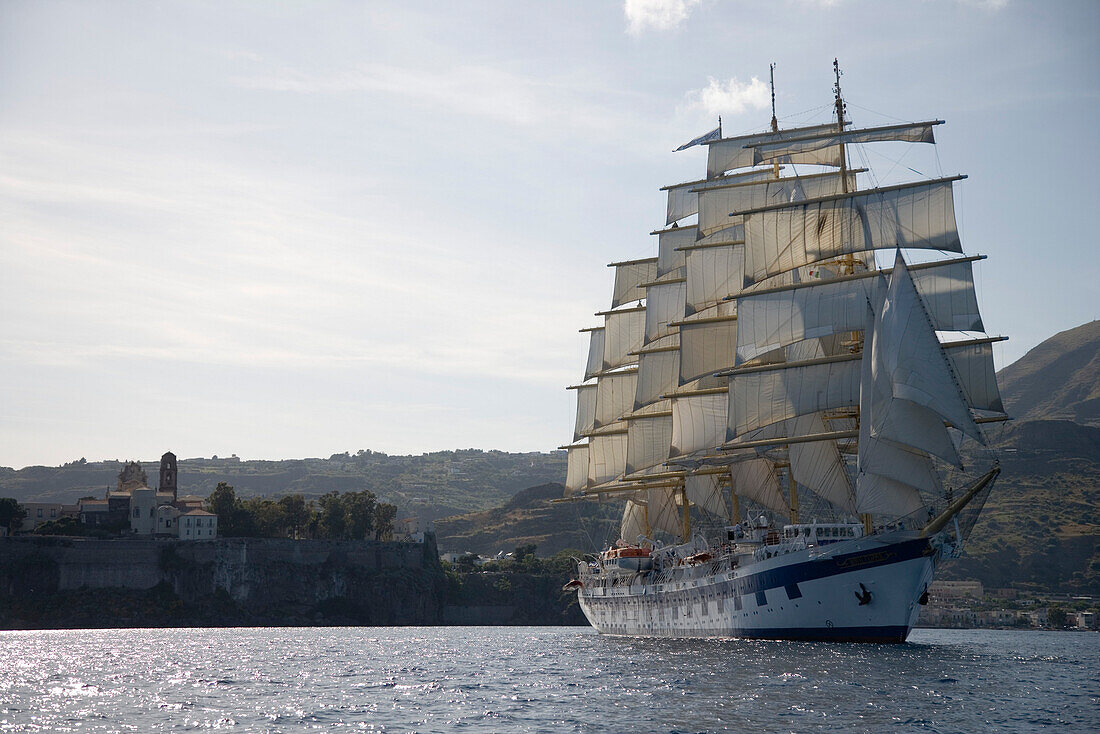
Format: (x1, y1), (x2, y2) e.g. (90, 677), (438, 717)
(846, 102), (913, 124)
(855, 143), (924, 183)
(778, 103), (834, 121)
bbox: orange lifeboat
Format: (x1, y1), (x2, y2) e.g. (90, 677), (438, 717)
(601, 546), (653, 571)
(562, 578), (583, 591)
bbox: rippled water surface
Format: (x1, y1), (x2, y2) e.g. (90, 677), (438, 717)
(0, 627), (1096, 732)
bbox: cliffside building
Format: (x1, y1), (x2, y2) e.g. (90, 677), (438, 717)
(72, 452), (217, 540)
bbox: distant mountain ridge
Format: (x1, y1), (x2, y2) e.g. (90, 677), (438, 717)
(997, 320), (1100, 425)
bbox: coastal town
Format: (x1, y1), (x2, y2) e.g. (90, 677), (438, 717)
(6, 453), (218, 540)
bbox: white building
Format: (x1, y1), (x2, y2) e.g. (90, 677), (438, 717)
(176, 509), (217, 540)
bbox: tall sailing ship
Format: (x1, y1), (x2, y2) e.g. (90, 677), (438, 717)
(558, 63), (1006, 642)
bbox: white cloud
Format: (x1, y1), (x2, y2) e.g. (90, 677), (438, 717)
(683, 76), (770, 116)
(624, 0), (703, 35)
(954, 0), (1008, 8)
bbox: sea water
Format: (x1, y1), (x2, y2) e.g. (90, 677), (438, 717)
(0, 627), (1095, 732)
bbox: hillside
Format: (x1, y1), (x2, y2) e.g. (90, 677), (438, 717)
(0, 450), (567, 522)
(997, 320), (1100, 425)
(434, 483), (620, 556)
(936, 419), (1100, 594)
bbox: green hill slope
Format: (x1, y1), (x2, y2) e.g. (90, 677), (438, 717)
(434, 483), (620, 556)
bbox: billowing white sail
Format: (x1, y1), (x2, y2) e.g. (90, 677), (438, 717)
(564, 444), (590, 496)
(654, 226), (695, 276)
(625, 407), (673, 475)
(685, 473), (730, 519)
(602, 307), (646, 371)
(670, 390), (728, 458)
(855, 318), (931, 518)
(910, 259), (984, 333)
(735, 257), (984, 364)
(742, 178), (963, 287)
(729, 457), (789, 515)
(945, 339), (1004, 413)
(572, 384), (597, 441)
(583, 328), (605, 381)
(706, 123), (841, 178)
(750, 121), (939, 166)
(787, 413), (856, 514)
(595, 371), (638, 428)
(873, 252), (982, 442)
(589, 431), (628, 486)
(679, 309), (739, 385)
(646, 487), (685, 537)
(685, 241), (744, 315)
(634, 337), (680, 409)
(611, 258), (657, 309)
(697, 171), (857, 237)
(644, 278), (687, 344)
(727, 355), (861, 438)
(621, 499), (647, 543)
(664, 169), (777, 225)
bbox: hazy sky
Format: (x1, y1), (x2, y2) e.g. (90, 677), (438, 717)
(2, 0), (1097, 468)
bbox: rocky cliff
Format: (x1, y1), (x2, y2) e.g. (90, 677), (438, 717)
(0, 535), (446, 628)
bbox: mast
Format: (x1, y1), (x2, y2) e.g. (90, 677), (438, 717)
(680, 481), (691, 541)
(769, 63), (781, 179)
(833, 58), (849, 194)
(833, 58), (871, 533)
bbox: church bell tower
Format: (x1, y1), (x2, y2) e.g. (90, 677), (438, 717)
(159, 451), (178, 501)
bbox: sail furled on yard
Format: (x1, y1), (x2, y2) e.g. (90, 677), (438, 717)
(611, 258), (657, 309)
(741, 178), (964, 287)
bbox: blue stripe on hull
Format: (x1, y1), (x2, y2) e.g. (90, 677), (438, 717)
(727, 537), (932, 599)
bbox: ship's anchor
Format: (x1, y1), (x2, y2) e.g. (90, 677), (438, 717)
(918, 587), (930, 605)
(855, 583), (872, 606)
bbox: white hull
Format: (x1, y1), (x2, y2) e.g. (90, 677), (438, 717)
(577, 532), (937, 642)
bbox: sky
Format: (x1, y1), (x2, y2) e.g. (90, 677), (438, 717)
(1, 0), (1097, 469)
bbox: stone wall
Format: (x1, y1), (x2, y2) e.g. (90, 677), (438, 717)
(0, 535), (445, 626)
